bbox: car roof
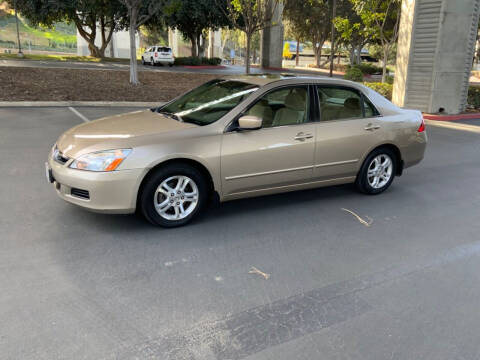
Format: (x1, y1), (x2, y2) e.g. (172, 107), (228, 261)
(222, 74), (362, 88)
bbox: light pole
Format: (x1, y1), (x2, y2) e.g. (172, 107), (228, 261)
(13, 0), (24, 57)
(329, 0), (336, 77)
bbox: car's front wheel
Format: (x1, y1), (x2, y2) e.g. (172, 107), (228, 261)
(356, 148), (397, 194)
(140, 164), (207, 227)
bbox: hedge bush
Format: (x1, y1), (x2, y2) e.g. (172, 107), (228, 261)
(347, 63), (384, 75)
(363, 82), (393, 100)
(174, 57), (222, 66)
(344, 67), (364, 82)
(468, 85), (480, 108)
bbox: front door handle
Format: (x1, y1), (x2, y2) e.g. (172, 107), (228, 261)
(364, 123), (381, 131)
(294, 132), (313, 141)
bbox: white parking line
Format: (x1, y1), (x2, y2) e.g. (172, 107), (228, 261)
(68, 106), (89, 122)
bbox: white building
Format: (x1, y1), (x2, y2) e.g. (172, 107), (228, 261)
(77, 27), (221, 59)
(167, 28), (222, 58)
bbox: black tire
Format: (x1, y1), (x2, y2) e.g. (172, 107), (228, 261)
(168, 63), (173, 67)
(356, 147), (397, 195)
(140, 163), (208, 227)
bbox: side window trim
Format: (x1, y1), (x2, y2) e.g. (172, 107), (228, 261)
(226, 83), (313, 132)
(361, 93), (381, 118)
(309, 84), (320, 123)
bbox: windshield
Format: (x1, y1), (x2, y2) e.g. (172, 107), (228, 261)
(159, 80), (259, 126)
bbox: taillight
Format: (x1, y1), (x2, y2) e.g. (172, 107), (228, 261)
(418, 118), (425, 132)
(155, 52), (158, 57)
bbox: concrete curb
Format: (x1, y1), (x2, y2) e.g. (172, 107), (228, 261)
(0, 101), (163, 107)
(423, 112), (480, 121)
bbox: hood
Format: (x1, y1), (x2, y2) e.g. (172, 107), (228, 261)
(57, 110), (196, 158)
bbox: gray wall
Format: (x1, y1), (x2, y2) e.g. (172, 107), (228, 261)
(393, 0), (480, 114)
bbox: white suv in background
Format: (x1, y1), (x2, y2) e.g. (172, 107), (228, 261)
(141, 46), (174, 67)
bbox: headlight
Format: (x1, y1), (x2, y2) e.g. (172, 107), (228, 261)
(69, 149), (131, 172)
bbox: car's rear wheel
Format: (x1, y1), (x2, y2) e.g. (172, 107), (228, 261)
(356, 148), (396, 194)
(168, 63), (173, 67)
(140, 164), (207, 227)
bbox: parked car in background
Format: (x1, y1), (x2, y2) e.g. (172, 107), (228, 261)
(141, 46), (174, 66)
(46, 75), (427, 227)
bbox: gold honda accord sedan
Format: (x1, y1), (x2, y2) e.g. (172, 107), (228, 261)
(46, 75), (427, 227)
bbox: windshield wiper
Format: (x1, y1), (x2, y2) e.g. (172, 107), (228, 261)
(181, 118), (205, 126)
(158, 111), (183, 122)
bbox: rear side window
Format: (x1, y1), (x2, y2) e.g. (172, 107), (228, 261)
(317, 86), (379, 121)
(364, 97), (380, 117)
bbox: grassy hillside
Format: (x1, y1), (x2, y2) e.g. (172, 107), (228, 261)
(0, 2), (76, 52)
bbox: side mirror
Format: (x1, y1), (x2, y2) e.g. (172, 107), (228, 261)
(238, 115), (262, 130)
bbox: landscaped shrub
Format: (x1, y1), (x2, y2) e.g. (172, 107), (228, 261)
(174, 57), (221, 66)
(344, 67), (364, 82)
(307, 63), (348, 72)
(385, 75), (394, 85)
(347, 63), (384, 75)
(363, 82), (393, 100)
(468, 85), (480, 108)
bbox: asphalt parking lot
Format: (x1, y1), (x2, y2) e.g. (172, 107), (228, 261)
(1, 106), (480, 360)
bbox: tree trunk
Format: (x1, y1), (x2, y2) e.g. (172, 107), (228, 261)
(349, 47), (355, 65)
(128, 9), (139, 85)
(190, 35), (198, 57)
(382, 45), (389, 83)
(87, 42), (102, 57)
(356, 44), (362, 64)
(314, 45), (322, 67)
(97, 16), (114, 58)
(197, 34), (205, 57)
(295, 38), (300, 66)
(245, 32), (251, 74)
(74, 18), (102, 58)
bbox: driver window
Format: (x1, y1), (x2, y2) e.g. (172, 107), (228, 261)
(245, 86), (309, 128)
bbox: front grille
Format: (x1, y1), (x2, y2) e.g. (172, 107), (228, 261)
(52, 146), (70, 165)
(71, 188), (90, 199)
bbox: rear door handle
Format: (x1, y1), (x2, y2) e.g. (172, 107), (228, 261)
(364, 124), (381, 131)
(294, 132), (313, 141)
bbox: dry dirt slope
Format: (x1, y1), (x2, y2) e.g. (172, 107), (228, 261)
(0, 67), (217, 101)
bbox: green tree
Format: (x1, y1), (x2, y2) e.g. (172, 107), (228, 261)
(333, 0), (370, 65)
(223, 0), (280, 74)
(162, 0), (230, 57)
(141, 22), (169, 47)
(8, 0), (125, 57)
(284, 0), (331, 68)
(283, 20), (304, 66)
(118, 0), (166, 85)
(352, 0), (401, 82)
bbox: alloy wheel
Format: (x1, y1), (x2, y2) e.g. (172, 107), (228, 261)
(367, 154), (393, 189)
(153, 175), (199, 220)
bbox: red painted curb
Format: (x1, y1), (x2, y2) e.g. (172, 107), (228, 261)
(423, 112), (480, 121)
(181, 65), (226, 69)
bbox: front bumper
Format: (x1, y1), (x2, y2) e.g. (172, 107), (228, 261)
(47, 157), (146, 214)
